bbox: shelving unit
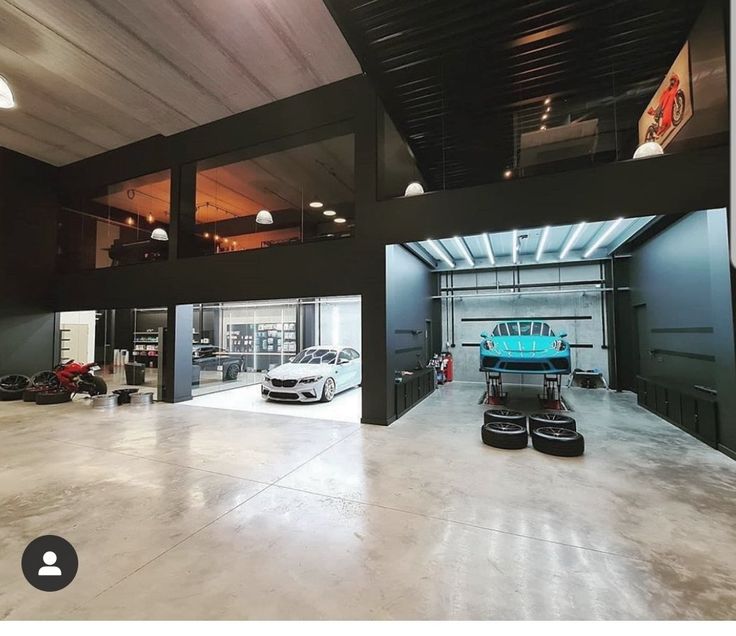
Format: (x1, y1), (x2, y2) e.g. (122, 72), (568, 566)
(132, 330), (159, 367)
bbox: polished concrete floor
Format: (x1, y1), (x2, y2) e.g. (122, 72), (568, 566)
(1, 383), (735, 620)
(183, 383), (362, 423)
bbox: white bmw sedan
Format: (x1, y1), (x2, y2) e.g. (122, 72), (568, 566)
(261, 346), (361, 403)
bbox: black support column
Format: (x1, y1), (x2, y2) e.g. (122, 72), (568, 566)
(162, 304), (193, 403)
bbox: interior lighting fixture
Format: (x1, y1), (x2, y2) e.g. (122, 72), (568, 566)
(147, 213), (154, 223)
(151, 228), (168, 241)
(512, 229), (519, 264)
(544, 97), (551, 105)
(453, 236), (475, 267)
(535, 226), (550, 262)
(323, 209), (337, 217)
(309, 200), (323, 209)
(541, 113), (548, 120)
(540, 125), (547, 130)
(334, 217), (347, 224)
(256, 209), (274, 224)
(583, 218), (624, 258)
(482, 233), (495, 265)
(404, 181), (424, 196)
(560, 222), (587, 260)
(503, 169), (513, 179)
(426, 239), (455, 268)
(203, 232), (209, 238)
(633, 141), (664, 159)
(0, 75), (15, 109)
(126, 217), (134, 226)
(214, 234), (220, 241)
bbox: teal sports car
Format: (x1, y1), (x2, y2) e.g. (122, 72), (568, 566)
(479, 320), (571, 375)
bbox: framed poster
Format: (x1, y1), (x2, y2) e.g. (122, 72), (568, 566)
(638, 41), (693, 148)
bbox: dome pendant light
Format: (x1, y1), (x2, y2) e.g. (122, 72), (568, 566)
(404, 181), (424, 196)
(256, 209), (274, 225)
(0, 75), (15, 109)
(633, 141), (664, 159)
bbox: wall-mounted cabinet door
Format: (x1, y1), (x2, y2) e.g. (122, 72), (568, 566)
(667, 389), (682, 426)
(637, 377), (648, 406)
(696, 400), (718, 447)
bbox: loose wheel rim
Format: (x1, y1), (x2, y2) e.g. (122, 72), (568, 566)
(493, 409), (521, 417)
(492, 422), (522, 432)
(538, 413), (568, 422)
(31, 371), (58, 388)
(324, 379), (335, 400)
(539, 427), (576, 439)
(1, 375), (27, 390)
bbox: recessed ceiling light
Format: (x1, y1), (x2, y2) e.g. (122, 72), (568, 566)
(323, 209), (337, 217)
(503, 169), (513, 179)
(482, 233), (495, 265)
(0, 75), (15, 109)
(583, 218), (624, 258)
(535, 226), (550, 262)
(126, 217), (134, 226)
(560, 222), (587, 260)
(545, 106), (551, 113)
(453, 236), (475, 267)
(542, 113), (548, 120)
(426, 239), (455, 268)
(214, 234), (220, 241)
(309, 201), (323, 209)
(334, 217), (347, 224)
(544, 97), (551, 105)
(147, 213), (154, 223)
(540, 125), (547, 130)
(204, 232), (210, 238)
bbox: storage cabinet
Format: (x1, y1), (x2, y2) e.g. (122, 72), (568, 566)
(636, 375), (718, 448)
(395, 368), (435, 419)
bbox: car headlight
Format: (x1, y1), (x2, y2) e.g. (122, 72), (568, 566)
(264, 375), (271, 382)
(552, 340), (566, 351)
(482, 339), (495, 350)
(298, 375), (323, 384)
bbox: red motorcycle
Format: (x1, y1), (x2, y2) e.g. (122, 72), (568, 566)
(30, 360), (107, 399)
(645, 73), (686, 142)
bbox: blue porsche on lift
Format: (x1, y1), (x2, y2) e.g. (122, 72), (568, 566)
(479, 320), (572, 375)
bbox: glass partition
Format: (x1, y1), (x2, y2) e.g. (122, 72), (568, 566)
(58, 170), (171, 271)
(183, 134), (355, 258)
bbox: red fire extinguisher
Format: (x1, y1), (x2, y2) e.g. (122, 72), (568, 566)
(442, 352), (453, 382)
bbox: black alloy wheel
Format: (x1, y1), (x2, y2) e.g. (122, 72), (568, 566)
(0, 374), (30, 400)
(528, 412), (576, 434)
(481, 421), (528, 450)
(531, 427), (584, 457)
(483, 408), (527, 428)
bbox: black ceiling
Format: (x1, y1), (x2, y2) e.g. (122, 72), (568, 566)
(325, 0), (708, 190)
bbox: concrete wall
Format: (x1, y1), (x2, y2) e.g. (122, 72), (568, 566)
(441, 263), (609, 385)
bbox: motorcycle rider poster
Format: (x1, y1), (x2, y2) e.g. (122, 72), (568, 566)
(638, 41), (693, 149)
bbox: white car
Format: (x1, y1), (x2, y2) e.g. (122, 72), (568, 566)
(261, 346), (361, 402)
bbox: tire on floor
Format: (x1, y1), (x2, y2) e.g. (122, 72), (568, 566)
(531, 426), (584, 457)
(0, 374), (30, 401)
(35, 390), (72, 405)
(481, 421), (528, 450)
(528, 412), (576, 434)
(483, 408), (527, 428)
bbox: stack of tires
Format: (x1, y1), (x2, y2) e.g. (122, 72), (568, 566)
(481, 409), (584, 457)
(0, 372), (72, 405)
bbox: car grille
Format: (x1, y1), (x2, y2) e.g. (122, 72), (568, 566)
(268, 391), (299, 400)
(502, 361), (547, 371)
(271, 379), (297, 388)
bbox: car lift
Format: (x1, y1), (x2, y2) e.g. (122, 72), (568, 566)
(483, 372), (508, 405)
(539, 374), (564, 410)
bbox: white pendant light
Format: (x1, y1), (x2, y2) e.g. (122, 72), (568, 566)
(256, 209), (273, 225)
(404, 181), (424, 196)
(151, 228), (169, 241)
(633, 141), (664, 159)
(0, 75), (15, 109)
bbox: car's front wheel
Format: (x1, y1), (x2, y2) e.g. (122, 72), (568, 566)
(321, 377), (336, 402)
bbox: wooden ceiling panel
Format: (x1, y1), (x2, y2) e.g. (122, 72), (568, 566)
(0, 0), (360, 166)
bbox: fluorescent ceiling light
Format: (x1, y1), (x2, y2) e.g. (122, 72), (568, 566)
(323, 209), (336, 217)
(308, 201), (323, 208)
(426, 239), (455, 268)
(453, 236), (474, 267)
(482, 233), (495, 265)
(512, 229), (519, 264)
(535, 226), (550, 262)
(0, 75), (15, 109)
(584, 218), (624, 258)
(334, 217), (347, 224)
(560, 222), (587, 260)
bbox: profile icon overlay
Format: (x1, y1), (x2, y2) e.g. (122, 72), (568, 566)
(21, 536), (78, 592)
